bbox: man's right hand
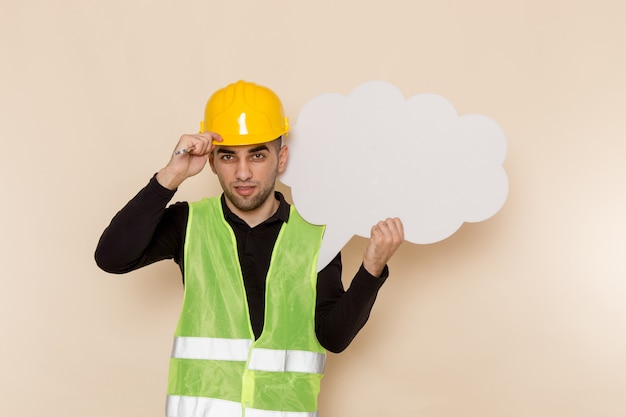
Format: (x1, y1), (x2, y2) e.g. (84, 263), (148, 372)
(156, 132), (223, 190)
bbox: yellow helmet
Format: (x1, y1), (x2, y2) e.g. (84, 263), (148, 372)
(200, 80), (289, 146)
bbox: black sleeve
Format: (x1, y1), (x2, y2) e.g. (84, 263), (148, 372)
(94, 176), (188, 274)
(315, 253), (388, 353)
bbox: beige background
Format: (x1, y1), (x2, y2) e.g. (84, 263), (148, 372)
(2, 0), (625, 416)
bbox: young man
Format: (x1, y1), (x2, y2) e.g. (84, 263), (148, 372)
(95, 80), (404, 417)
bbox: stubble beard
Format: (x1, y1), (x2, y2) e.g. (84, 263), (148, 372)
(221, 171), (278, 213)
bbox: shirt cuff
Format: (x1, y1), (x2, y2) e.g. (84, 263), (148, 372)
(148, 174), (178, 199)
(354, 263), (389, 289)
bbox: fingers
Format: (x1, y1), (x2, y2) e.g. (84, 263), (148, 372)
(371, 217), (404, 246)
(174, 132), (223, 157)
(363, 217), (404, 277)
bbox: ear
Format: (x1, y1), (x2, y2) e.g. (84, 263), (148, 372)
(277, 145), (288, 174)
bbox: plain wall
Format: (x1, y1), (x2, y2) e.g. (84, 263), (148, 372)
(1, 0), (625, 416)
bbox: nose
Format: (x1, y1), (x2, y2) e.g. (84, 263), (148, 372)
(235, 159), (252, 181)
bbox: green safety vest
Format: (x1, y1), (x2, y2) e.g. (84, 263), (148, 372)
(166, 197), (326, 417)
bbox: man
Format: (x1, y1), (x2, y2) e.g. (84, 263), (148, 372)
(95, 80), (404, 417)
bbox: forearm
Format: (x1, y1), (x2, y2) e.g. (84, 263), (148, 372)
(94, 176), (183, 273)
(315, 254), (388, 353)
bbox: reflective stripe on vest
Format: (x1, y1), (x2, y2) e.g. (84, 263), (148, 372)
(248, 348), (325, 374)
(172, 336), (325, 374)
(172, 336), (252, 361)
(167, 395), (318, 417)
(166, 395), (242, 417)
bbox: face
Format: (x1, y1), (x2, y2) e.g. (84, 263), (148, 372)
(209, 139), (288, 217)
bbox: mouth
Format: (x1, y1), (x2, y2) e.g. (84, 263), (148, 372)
(234, 185), (256, 196)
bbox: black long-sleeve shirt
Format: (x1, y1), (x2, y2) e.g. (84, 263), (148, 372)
(95, 176), (387, 353)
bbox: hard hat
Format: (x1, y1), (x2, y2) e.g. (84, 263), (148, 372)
(200, 80), (289, 146)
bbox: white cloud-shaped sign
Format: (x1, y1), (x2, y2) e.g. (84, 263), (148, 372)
(280, 81), (508, 271)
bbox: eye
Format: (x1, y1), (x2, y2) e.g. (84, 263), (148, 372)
(220, 154), (235, 161)
(251, 153), (266, 160)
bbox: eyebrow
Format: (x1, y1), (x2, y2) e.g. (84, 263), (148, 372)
(248, 145), (270, 153)
(216, 145), (270, 155)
